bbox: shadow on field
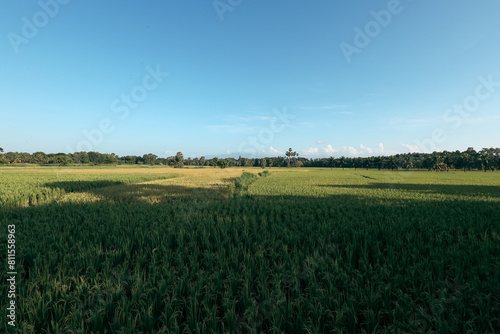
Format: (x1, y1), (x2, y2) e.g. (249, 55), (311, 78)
(4, 181), (500, 334)
(44, 180), (231, 203)
(318, 183), (500, 198)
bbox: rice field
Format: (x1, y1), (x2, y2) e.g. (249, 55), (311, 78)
(0, 166), (499, 333)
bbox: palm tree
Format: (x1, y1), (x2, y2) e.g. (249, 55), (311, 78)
(285, 148), (297, 168)
(175, 152), (184, 168)
(479, 152), (490, 172)
(431, 154), (441, 171)
(328, 156), (335, 170)
(461, 152), (471, 172)
(339, 156), (346, 170)
(389, 156), (398, 171)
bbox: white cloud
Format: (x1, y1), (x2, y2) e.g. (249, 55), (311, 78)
(302, 147), (319, 155)
(283, 142), (400, 158)
(268, 146), (282, 155)
(375, 143), (385, 154)
(324, 144), (338, 155)
(316, 140), (325, 144)
(359, 144), (373, 155)
(301, 143), (393, 157)
(402, 144), (422, 153)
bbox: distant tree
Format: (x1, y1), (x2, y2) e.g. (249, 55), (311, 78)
(362, 158), (371, 170)
(461, 152), (473, 171)
(143, 153), (158, 165)
(430, 153), (448, 171)
(200, 156), (206, 167)
(339, 156), (346, 170)
(51, 155), (70, 166)
(373, 156), (383, 170)
(328, 156), (335, 170)
(0, 148), (7, 164)
(479, 148), (493, 172)
(260, 158), (267, 169)
(244, 159), (253, 167)
(217, 159), (228, 169)
(4, 152), (17, 163)
(285, 148), (297, 167)
(175, 152), (184, 168)
(88, 151), (102, 164)
(422, 156), (434, 171)
(72, 151), (89, 164)
(32, 152), (49, 164)
(389, 156), (398, 171)
(103, 153), (118, 164)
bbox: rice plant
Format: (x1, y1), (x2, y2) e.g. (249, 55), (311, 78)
(0, 167), (498, 333)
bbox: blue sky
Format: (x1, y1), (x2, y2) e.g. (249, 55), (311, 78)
(1, 0), (499, 158)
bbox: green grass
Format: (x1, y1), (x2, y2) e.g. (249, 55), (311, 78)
(0, 167), (176, 208)
(0, 167), (499, 333)
(233, 172), (259, 197)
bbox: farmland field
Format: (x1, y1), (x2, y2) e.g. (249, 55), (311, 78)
(1, 166), (499, 333)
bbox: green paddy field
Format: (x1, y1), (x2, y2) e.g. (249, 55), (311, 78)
(1, 166), (499, 333)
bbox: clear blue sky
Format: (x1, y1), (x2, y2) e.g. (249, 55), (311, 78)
(1, 0), (499, 158)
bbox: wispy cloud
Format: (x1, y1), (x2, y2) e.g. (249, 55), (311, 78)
(208, 110), (288, 134)
(402, 143), (422, 153)
(223, 114), (275, 122)
(269, 146), (282, 155)
(205, 124), (257, 135)
(388, 117), (439, 128)
(301, 143), (393, 157)
(295, 121), (315, 128)
(295, 104), (349, 111)
(303, 147), (319, 155)
(462, 115), (500, 125)
(461, 29), (487, 52)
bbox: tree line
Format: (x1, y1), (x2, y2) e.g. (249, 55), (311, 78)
(0, 147), (499, 171)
